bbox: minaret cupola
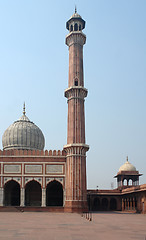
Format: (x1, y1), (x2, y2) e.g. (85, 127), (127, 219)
(66, 7), (85, 32)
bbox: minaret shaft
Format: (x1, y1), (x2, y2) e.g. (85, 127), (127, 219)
(64, 12), (89, 212)
(65, 32), (87, 145)
(67, 93), (85, 144)
(68, 42), (84, 87)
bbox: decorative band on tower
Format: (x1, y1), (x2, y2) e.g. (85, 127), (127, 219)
(64, 10), (89, 212)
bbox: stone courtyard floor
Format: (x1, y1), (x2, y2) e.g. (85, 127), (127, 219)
(0, 212), (145, 240)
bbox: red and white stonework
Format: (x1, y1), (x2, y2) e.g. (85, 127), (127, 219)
(0, 10), (145, 213)
(64, 10), (89, 212)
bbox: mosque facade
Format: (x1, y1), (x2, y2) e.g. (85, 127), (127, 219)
(0, 10), (145, 213)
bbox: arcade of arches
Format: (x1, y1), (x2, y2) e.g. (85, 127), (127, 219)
(88, 196), (119, 211)
(3, 180), (63, 207)
(87, 187), (146, 213)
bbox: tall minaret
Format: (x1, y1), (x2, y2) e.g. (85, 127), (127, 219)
(64, 9), (89, 212)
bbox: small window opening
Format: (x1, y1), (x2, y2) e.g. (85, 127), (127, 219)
(74, 23), (78, 31)
(70, 25), (73, 32)
(75, 80), (78, 86)
(79, 25), (81, 31)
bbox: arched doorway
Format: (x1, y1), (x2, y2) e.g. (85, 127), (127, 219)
(46, 180), (63, 206)
(129, 179), (133, 186)
(110, 198), (117, 210)
(93, 197), (100, 211)
(4, 180), (20, 206)
(101, 198), (108, 210)
(25, 180), (42, 206)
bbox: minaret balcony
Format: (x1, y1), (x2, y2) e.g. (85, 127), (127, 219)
(66, 32), (86, 46)
(64, 86), (88, 100)
(63, 143), (89, 155)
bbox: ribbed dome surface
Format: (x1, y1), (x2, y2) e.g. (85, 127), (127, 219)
(119, 158), (136, 172)
(2, 111), (45, 151)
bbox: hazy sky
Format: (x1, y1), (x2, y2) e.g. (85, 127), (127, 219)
(0, 0), (145, 189)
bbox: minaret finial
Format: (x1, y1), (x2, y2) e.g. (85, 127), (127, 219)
(23, 102), (26, 115)
(126, 156), (128, 162)
(75, 5), (77, 13)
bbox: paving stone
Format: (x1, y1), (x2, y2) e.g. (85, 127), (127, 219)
(0, 212), (145, 240)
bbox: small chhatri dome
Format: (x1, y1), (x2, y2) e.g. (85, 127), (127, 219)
(119, 156), (136, 172)
(2, 104), (45, 151)
(66, 8), (85, 31)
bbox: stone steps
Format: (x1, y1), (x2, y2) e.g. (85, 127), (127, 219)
(0, 206), (64, 212)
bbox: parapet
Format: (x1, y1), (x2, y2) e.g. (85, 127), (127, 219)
(0, 149), (66, 157)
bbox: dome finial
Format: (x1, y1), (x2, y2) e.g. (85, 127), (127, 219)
(75, 5), (77, 13)
(126, 156), (128, 162)
(23, 102), (26, 115)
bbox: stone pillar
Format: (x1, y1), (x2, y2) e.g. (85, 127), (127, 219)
(125, 199), (127, 210)
(133, 198), (135, 210)
(130, 198), (132, 210)
(0, 188), (4, 206)
(137, 196), (141, 212)
(122, 198), (124, 211)
(127, 199), (130, 210)
(42, 188), (46, 207)
(127, 179), (129, 186)
(20, 188), (25, 206)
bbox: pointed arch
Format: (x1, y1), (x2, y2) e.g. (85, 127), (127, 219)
(110, 198), (117, 210)
(4, 180), (20, 206)
(123, 179), (127, 186)
(25, 180), (42, 206)
(46, 180), (63, 206)
(101, 198), (108, 210)
(93, 197), (100, 211)
(74, 23), (78, 31)
(129, 179), (133, 186)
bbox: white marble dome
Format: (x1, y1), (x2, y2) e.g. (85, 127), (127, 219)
(119, 157), (136, 172)
(2, 106), (45, 151)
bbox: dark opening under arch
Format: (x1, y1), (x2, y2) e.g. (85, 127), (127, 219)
(74, 23), (78, 31)
(110, 198), (117, 210)
(46, 180), (63, 206)
(93, 197), (100, 211)
(4, 180), (20, 206)
(101, 198), (108, 210)
(25, 180), (42, 206)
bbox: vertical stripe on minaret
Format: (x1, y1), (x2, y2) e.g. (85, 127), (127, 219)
(64, 10), (89, 212)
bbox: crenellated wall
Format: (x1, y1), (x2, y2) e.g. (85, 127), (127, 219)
(0, 149), (66, 157)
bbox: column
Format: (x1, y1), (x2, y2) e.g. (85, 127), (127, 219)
(127, 198), (130, 210)
(130, 198), (132, 210)
(125, 198), (128, 210)
(0, 188), (4, 206)
(124, 199), (126, 210)
(20, 188), (25, 206)
(42, 188), (46, 207)
(127, 179), (129, 186)
(122, 198), (124, 211)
